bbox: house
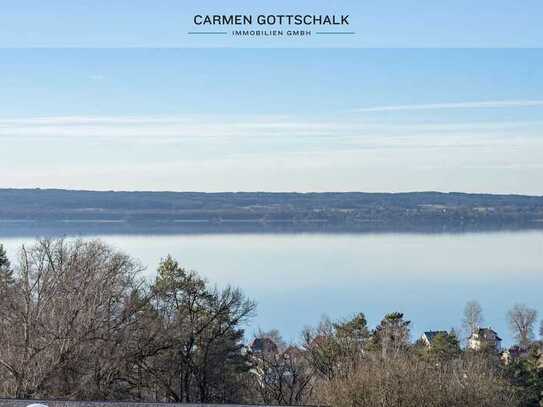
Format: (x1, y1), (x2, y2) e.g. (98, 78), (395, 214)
(501, 346), (528, 365)
(468, 328), (502, 352)
(421, 331), (449, 348)
(501, 344), (543, 366)
(250, 336), (279, 354)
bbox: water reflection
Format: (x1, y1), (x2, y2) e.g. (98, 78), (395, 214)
(2, 232), (542, 345)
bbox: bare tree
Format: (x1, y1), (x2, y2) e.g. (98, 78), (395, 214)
(249, 334), (314, 405)
(0, 238), (145, 399)
(463, 300), (484, 336)
(507, 303), (538, 348)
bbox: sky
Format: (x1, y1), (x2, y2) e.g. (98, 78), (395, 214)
(1, 2), (542, 194)
(0, 0), (542, 47)
(1, 48), (543, 193)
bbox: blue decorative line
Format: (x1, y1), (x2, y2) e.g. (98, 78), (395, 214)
(315, 31), (356, 35)
(188, 31), (228, 35)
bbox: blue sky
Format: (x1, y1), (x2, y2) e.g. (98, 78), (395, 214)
(2, 49), (543, 117)
(1, 0), (542, 47)
(1, 48), (543, 193)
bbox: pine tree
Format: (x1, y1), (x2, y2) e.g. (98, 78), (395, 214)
(372, 312), (411, 357)
(428, 331), (461, 361)
(0, 243), (14, 287)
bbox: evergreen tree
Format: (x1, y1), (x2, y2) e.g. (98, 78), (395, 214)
(505, 348), (543, 407)
(428, 331), (461, 361)
(334, 312), (370, 342)
(150, 255), (256, 403)
(0, 243), (13, 288)
(372, 312), (411, 357)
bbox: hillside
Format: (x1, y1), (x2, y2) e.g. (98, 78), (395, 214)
(1, 188), (543, 235)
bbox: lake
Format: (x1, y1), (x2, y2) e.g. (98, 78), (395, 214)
(2, 231), (542, 346)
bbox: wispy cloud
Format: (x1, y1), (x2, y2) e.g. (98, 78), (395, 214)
(0, 116), (543, 151)
(354, 100), (543, 112)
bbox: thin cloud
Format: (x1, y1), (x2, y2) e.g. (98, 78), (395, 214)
(354, 100), (543, 112)
(0, 115), (542, 142)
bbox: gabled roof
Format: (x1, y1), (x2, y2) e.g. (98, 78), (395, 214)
(470, 327), (502, 341)
(423, 330), (448, 342)
(250, 337), (278, 353)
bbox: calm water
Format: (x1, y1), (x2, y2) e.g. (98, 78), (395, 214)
(2, 232), (543, 346)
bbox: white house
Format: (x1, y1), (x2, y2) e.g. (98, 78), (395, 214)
(468, 328), (502, 352)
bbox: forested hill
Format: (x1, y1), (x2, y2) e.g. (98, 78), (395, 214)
(1, 188), (543, 234)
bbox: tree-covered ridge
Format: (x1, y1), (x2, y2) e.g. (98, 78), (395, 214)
(1, 189), (543, 234)
(2, 188), (543, 210)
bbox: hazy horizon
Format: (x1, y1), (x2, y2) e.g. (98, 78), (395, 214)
(2, 187), (543, 197)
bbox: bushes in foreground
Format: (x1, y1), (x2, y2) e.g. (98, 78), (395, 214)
(313, 353), (518, 407)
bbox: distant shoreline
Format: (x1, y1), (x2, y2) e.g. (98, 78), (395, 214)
(1, 188), (543, 236)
